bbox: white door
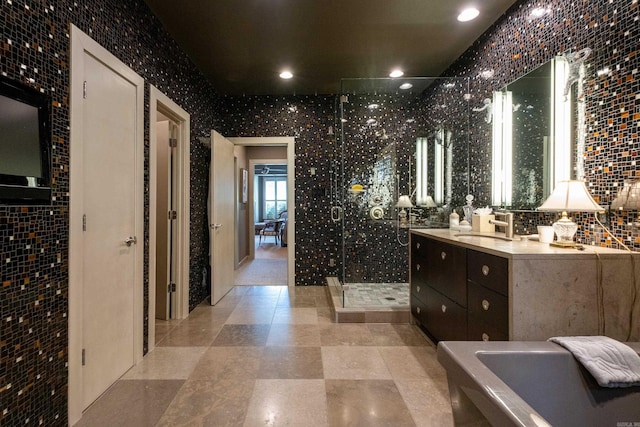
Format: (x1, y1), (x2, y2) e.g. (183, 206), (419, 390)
(81, 52), (139, 408)
(209, 130), (235, 304)
(68, 28), (144, 423)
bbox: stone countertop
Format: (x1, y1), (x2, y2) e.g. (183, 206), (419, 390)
(410, 228), (638, 259)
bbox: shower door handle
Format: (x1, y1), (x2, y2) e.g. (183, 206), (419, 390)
(331, 206), (343, 222)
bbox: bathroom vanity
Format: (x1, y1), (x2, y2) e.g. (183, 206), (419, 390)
(410, 229), (640, 342)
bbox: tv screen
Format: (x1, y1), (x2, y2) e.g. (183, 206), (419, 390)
(0, 77), (51, 204)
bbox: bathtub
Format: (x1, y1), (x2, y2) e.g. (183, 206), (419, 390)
(437, 341), (640, 427)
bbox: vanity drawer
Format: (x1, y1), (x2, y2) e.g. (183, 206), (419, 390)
(467, 250), (508, 296)
(411, 281), (427, 304)
(410, 235), (429, 285)
(425, 239), (467, 307)
(467, 281), (508, 341)
(420, 285), (467, 342)
(467, 317), (508, 341)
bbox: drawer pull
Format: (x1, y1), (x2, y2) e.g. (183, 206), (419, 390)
(482, 265), (490, 276)
(416, 242), (421, 249)
(416, 306), (421, 314)
(441, 304), (447, 313)
(416, 264), (421, 271)
(482, 333), (490, 341)
(482, 299), (490, 311)
(416, 285), (421, 293)
(441, 251), (447, 260)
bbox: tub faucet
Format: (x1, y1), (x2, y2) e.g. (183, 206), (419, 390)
(489, 211), (514, 239)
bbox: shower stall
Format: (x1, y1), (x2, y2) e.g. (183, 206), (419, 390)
(329, 77), (471, 312)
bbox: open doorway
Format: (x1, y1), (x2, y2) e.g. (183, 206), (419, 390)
(236, 161), (288, 285)
(148, 85), (190, 351)
(229, 137), (295, 286)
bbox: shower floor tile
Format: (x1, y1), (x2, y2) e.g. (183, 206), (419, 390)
(343, 283), (410, 308)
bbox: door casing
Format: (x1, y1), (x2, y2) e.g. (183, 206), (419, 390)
(148, 85), (190, 351)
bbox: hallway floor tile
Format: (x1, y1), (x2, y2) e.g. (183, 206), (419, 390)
(75, 286), (453, 426)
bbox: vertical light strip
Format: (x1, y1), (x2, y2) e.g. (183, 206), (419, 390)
(503, 91), (513, 206)
(415, 137), (428, 206)
(492, 91), (504, 205)
(434, 130), (444, 204)
(553, 56), (571, 184)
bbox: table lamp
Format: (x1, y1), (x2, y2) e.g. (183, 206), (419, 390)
(396, 195), (414, 226)
(538, 180), (604, 247)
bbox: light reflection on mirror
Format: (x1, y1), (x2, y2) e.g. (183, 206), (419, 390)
(415, 127), (452, 207)
(491, 55), (584, 209)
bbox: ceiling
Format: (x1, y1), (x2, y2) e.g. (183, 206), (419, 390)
(143, 0), (518, 96)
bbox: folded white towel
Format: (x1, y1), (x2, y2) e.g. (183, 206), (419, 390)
(548, 336), (640, 388)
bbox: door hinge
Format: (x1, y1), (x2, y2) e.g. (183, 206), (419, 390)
(83, 81), (87, 99)
(82, 349), (86, 366)
(169, 138), (177, 148)
(168, 283), (176, 293)
(168, 210), (177, 220)
(82, 214), (86, 231)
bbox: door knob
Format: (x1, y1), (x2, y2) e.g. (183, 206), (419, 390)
(124, 236), (137, 246)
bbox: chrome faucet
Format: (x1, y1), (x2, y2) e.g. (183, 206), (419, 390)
(489, 211), (514, 239)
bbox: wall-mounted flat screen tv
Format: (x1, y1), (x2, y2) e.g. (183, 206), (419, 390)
(0, 76), (52, 204)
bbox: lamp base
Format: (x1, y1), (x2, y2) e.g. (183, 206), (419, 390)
(549, 241), (577, 248)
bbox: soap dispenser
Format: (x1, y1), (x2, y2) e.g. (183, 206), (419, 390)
(449, 209), (460, 230)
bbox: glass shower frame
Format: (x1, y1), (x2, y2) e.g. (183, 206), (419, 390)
(332, 77), (471, 308)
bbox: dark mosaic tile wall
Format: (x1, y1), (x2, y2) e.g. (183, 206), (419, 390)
(449, 0), (640, 248)
(0, 0), (218, 424)
(218, 95), (339, 285)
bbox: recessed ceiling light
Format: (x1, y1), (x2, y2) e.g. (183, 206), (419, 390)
(399, 83), (413, 90)
(279, 71), (293, 79)
(367, 103), (379, 110)
(457, 7), (479, 22)
(389, 69), (404, 78)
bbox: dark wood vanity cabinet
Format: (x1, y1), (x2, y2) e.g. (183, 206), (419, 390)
(467, 250), (509, 341)
(410, 234), (468, 342)
(410, 235), (509, 342)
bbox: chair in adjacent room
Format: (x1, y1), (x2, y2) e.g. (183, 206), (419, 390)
(259, 219), (282, 245)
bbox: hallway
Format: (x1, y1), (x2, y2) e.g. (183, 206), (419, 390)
(234, 236), (288, 286)
(76, 286), (453, 426)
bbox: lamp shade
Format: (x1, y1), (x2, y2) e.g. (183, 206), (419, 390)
(396, 195), (414, 208)
(610, 180), (640, 211)
(424, 196), (437, 208)
(538, 180), (603, 212)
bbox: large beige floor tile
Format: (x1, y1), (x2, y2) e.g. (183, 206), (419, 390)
(123, 346), (208, 380)
(367, 324), (430, 346)
(190, 346), (264, 381)
(395, 378), (454, 427)
(157, 323), (223, 347)
(225, 306), (276, 324)
(243, 379), (327, 427)
(157, 378), (256, 427)
(321, 347), (391, 380)
(258, 346), (324, 379)
(326, 379), (416, 427)
(75, 380), (184, 427)
(266, 324), (322, 346)
(211, 324), (271, 346)
(377, 346), (446, 380)
(319, 324), (374, 346)
(272, 307), (319, 324)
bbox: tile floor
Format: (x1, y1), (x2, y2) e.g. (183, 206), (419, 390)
(75, 286), (453, 427)
(342, 282), (410, 307)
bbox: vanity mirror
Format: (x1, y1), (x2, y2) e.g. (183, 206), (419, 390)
(491, 53), (588, 209)
(415, 127), (453, 208)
